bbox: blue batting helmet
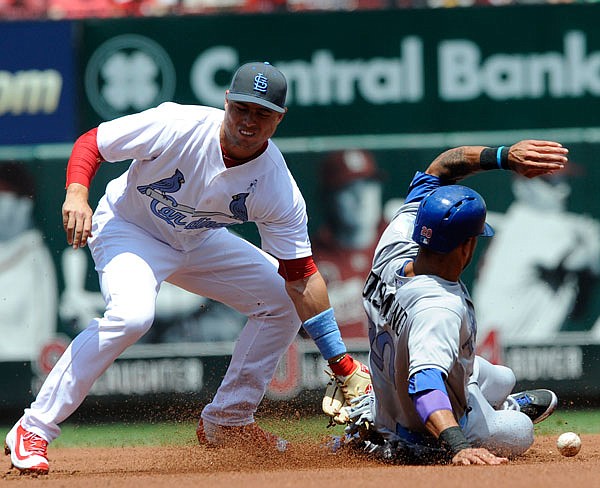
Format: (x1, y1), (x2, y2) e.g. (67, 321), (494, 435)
(412, 185), (494, 253)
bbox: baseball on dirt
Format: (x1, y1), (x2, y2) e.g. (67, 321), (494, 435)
(557, 432), (581, 457)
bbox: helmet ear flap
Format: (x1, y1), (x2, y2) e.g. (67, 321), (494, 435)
(412, 185), (494, 253)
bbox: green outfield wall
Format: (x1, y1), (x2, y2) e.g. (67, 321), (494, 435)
(78, 5), (600, 136)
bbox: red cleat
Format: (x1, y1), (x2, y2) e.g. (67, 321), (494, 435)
(4, 421), (49, 475)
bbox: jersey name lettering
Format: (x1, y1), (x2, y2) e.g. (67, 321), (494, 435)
(388, 303), (408, 336)
(363, 271), (407, 335)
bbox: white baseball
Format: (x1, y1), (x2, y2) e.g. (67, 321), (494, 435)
(557, 432), (581, 457)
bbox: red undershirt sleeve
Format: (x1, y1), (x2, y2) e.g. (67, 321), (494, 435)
(278, 256), (318, 281)
(65, 127), (104, 188)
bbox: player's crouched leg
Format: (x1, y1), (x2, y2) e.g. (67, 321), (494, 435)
(463, 384), (534, 458)
(473, 356), (516, 409)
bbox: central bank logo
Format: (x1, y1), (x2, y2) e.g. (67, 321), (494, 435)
(84, 34), (176, 120)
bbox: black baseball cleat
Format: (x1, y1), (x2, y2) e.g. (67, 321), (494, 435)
(505, 389), (558, 424)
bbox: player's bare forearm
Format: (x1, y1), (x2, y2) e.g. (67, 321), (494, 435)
(63, 183), (93, 249)
(425, 140), (568, 182)
(424, 408), (462, 438)
(285, 270), (331, 322)
(425, 146), (487, 183)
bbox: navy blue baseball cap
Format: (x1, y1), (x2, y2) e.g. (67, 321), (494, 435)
(227, 62), (287, 113)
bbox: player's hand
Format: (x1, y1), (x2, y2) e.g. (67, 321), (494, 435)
(62, 183), (93, 249)
(451, 447), (508, 466)
(508, 140), (568, 178)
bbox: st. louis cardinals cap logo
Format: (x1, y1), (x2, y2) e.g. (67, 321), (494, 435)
(227, 62), (287, 113)
(253, 73), (268, 93)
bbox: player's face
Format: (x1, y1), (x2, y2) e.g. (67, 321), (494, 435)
(222, 96), (285, 159)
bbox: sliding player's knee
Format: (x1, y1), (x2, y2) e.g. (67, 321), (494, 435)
(480, 410), (534, 457)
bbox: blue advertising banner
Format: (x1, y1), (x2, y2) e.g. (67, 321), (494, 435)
(0, 21), (77, 145)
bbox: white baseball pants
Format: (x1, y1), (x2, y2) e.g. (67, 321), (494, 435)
(21, 215), (301, 442)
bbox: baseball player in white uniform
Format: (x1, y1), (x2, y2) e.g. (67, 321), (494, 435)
(4, 62), (371, 475)
(329, 140), (566, 465)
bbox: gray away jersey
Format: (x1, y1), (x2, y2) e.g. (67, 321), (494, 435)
(363, 200), (477, 435)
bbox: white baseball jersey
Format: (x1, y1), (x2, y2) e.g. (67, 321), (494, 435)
(96, 102), (311, 258)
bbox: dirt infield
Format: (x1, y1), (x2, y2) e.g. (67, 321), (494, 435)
(3, 434), (599, 487)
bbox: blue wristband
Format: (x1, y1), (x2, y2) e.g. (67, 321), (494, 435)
(496, 146), (505, 169)
(302, 308), (346, 361)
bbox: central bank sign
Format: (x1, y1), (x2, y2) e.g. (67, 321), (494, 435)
(85, 30), (600, 121)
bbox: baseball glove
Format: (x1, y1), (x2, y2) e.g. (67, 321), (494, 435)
(322, 359), (372, 425)
(322, 373), (350, 425)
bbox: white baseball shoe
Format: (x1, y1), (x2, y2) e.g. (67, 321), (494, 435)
(4, 420), (49, 475)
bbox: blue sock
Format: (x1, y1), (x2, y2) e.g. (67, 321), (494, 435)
(302, 307), (346, 361)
